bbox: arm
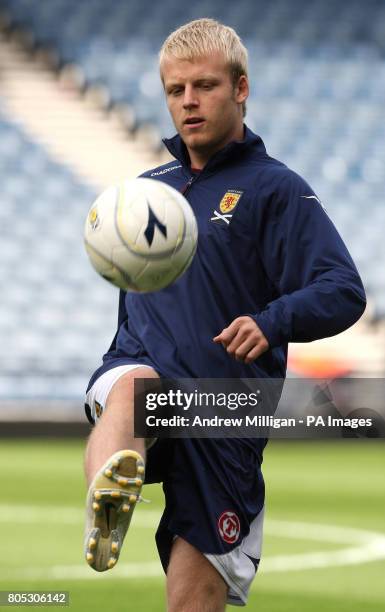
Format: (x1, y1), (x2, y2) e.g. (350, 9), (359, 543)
(252, 170), (366, 347)
(214, 170), (366, 361)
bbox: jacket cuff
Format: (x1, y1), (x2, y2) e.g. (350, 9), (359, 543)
(247, 313), (284, 349)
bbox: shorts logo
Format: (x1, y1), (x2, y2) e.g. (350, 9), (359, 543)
(219, 190), (243, 214)
(218, 511), (240, 544)
(95, 401), (104, 419)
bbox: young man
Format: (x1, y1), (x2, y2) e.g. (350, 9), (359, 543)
(83, 19), (366, 610)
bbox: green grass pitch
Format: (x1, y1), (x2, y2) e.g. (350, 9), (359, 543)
(0, 438), (384, 611)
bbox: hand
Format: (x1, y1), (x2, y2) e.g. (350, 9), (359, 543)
(213, 316), (269, 364)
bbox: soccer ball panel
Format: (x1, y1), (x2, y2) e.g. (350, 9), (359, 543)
(84, 177), (198, 293)
(115, 180), (186, 259)
(84, 240), (138, 291)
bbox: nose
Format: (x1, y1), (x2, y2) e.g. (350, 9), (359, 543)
(183, 84), (199, 109)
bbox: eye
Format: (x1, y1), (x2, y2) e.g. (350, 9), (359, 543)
(168, 87), (183, 96)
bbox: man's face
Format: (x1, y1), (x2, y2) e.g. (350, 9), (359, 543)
(161, 52), (248, 166)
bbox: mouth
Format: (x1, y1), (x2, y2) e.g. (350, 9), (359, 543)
(184, 117), (205, 129)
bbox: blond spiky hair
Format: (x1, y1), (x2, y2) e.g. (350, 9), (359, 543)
(159, 19), (248, 113)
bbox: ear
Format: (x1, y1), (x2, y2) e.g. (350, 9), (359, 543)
(235, 75), (249, 104)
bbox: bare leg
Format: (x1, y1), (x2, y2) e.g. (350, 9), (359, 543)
(84, 366), (159, 572)
(167, 537), (228, 612)
(84, 366), (159, 485)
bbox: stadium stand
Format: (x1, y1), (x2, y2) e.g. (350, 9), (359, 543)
(0, 0), (384, 317)
(0, 108), (118, 401)
(0, 0), (384, 407)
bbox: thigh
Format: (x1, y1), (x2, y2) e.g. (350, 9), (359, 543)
(85, 363), (158, 424)
(167, 537), (228, 612)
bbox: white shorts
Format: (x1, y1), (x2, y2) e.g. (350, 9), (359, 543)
(205, 505), (264, 606)
(85, 364), (154, 422)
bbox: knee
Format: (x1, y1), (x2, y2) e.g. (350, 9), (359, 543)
(106, 367), (159, 409)
(167, 539), (227, 612)
(168, 580), (225, 612)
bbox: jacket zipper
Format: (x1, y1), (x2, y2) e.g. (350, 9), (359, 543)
(181, 174), (197, 196)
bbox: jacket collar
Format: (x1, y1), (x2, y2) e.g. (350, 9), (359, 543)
(162, 125), (266, 173)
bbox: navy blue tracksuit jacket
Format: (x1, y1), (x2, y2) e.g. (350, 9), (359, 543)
(88, 126), (366, 387)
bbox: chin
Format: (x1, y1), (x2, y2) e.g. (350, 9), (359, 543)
(183, 137), (206, 150)
(185, 131), (212, 147)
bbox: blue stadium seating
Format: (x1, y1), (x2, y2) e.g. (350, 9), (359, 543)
(0, 0), (384, 401)
(0, 109), (118, 400)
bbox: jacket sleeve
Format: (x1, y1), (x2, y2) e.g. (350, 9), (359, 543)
(251, 169), (366, 348)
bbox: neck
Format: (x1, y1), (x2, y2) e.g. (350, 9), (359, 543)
(186, 123), (245, 170)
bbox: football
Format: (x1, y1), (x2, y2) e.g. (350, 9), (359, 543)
(84, 178), (198, 292)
